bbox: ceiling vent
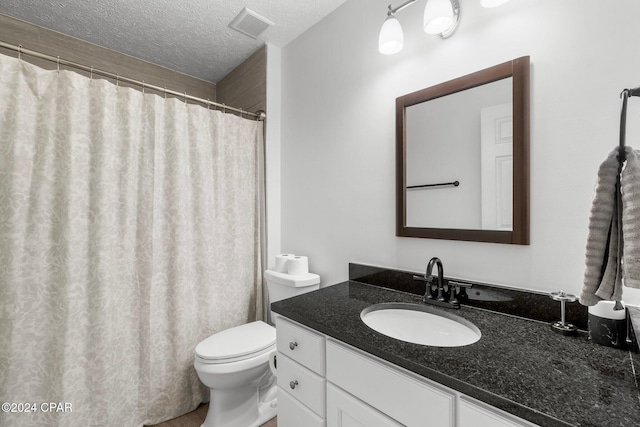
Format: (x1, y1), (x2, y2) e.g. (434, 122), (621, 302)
(229, 8), (274, 39)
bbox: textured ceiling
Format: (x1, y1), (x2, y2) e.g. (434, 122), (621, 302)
(0, 0), (349, 83)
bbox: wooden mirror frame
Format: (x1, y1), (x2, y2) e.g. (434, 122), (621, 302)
(396, 56), (530, 244)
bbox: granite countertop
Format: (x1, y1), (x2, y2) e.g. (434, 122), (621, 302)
(271, 280), (640, 427)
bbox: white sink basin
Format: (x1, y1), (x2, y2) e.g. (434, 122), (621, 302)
(361, 303), (481, 347)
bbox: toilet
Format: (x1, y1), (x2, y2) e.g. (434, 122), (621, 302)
(194, 269), (320, 427)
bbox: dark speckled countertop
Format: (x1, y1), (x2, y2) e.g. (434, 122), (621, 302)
(271, 268), (640, 427)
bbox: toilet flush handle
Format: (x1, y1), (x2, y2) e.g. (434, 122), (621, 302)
(289, 341), (298, 350)
(289, 380), (298, 390)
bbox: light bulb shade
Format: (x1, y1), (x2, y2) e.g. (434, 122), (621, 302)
(379, 16), (404, 55)
(424, 0), (454, 35)
(480, 0), (510, 7)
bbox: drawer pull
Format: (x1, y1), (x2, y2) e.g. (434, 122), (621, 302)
(289, 341), (298, 350)
(289, 380), (299, 390)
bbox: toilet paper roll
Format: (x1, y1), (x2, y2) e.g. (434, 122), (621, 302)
(268, 350), (278, 376)
(287, 256), (309, 275)
(275, 254), (296, 273)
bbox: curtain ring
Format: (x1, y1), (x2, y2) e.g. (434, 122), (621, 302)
(116, 74), (119, 87)
(142, 81), (145, 94)
(184, 92), (187, 104)
(17, 45), (22, 61)
(206, 99), (210, 110)
(222, 103), (226, 113)
(90, 66), (94, 80)
(164, 87), (167, 99)
(56, 56), (60, 72)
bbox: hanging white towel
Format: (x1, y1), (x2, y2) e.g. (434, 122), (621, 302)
(622, 148), (640, 288)
(580, 148), (624, 305)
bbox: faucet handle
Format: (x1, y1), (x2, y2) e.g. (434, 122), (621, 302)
(412, 274), (430, 282)
(447, 281), (459, 305)
(449, 281), (472, 289)
(448, 281), (472, 305)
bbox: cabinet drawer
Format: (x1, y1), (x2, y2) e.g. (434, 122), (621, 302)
(327, 383), (403, 427)
(326, 339), (454, 427)
(459, 396), (539, 427)
(277, 353), (326, 416)
(278, 387), (326, 427)
(277, 317), (325, 375)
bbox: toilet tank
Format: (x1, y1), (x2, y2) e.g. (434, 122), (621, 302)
(264, 269), (320, 324)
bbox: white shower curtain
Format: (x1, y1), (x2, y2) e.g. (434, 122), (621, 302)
(0, 53), (263, 426)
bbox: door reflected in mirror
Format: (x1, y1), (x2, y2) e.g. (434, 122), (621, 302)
(396, 57), (529, 244)
(406, 77), (512, 230)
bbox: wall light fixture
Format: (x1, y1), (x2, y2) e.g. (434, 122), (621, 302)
(379, 0), (510, 55)
(423, 0), (460, 37)
(378, 0), (416, 55)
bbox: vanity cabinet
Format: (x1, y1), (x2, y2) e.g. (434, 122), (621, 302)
(458, 396), (538, 427)
(327, 383), (402, 427)
(276, 316), (538, 427)
(275, 317), (326, 427)
(326, 339), (454, 427)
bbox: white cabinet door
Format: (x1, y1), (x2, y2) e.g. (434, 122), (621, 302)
(458, 396), (539, 427)
(277, 317), (326, 375)
(327, 384), (402, 427)
(276, 353), (326, 416)
(326, 339), (454, 427)
(278, 388), (326, 427)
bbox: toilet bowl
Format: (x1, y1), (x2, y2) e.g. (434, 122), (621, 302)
(194, 269), (320, 427)
(194, 321), (277, 427)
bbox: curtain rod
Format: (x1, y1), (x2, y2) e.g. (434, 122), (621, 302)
(0, 40), (266, 121)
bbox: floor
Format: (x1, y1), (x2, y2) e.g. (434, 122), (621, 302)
(149, 403), (277, 427)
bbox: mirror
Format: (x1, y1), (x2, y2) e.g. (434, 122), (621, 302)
(396, 56), (530, 244)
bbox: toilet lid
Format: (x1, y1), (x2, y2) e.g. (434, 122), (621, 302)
(195, 321), (276, 362)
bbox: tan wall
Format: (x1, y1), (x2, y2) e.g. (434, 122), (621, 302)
(216, 46), (266, 114)
(0, 13), (216, 102)
(0, 13), (266, 115)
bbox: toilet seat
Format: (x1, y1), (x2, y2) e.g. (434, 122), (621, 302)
(195, 320), (276, 364)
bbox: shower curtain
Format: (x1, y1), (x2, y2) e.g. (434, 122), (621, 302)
(0, 53), (263, 426)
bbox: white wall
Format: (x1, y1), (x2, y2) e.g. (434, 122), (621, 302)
(265, 43), (282, 271)
(275, 0), (640, 304)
